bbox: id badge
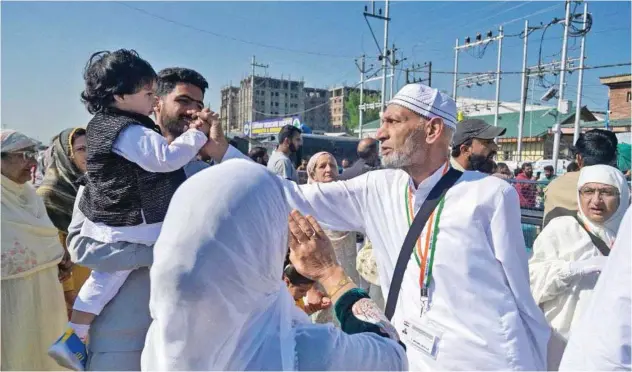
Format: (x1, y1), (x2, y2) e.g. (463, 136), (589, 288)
(401, 318), (441, 359)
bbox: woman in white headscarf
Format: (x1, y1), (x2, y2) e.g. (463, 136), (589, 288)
(141, 159), (407, 371)
(529, 164), (630, 370)
(1, 129), (68, 370)
(306, 152), (365, 324)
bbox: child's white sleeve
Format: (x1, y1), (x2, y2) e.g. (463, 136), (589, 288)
(112, 125), (207, 173)
(74, 270), (133, 315)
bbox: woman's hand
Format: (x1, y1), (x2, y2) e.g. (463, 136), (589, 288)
(288, 210), (338, 282)
(304, 287), (332, 315)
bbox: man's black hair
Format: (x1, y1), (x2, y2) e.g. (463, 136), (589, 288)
(450, 138), (473, 158)
(496, 162), (511, 175)
(80, 49), (157, 114)
(156, 67), (209, 97)
(522, 162), (533, 170)
(574, 129), (618, 167)
(248, 146), (268, 165)
(283, 264), (314, 286)
(278, 125), (302, 146)
(543, 165), (554, 172)
(567, 161), (580, 172)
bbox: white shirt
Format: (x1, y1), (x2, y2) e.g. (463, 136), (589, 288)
(529, 215), (604, 369)
(81, 125), (207, 246)
(222, 145), (550, 370)
(559, 207), (632, 371)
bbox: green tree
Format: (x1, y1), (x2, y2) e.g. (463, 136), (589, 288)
(344, 90), (380, 132)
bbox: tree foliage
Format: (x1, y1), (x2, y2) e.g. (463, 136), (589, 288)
(344, 90), (380, 132)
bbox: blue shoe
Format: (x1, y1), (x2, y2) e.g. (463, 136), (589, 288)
(48, 328), (88, 371)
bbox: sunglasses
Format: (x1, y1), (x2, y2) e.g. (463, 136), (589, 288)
(579, 187), (619, 199)
(3, 151), (38, 161)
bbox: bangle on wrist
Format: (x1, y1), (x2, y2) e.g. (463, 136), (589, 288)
(327, 276), (355, 298)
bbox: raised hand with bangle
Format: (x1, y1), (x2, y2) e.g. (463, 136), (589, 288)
(288, 210), (404, 346)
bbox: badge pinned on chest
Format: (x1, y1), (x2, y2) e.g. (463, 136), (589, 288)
(401, 318), (440, 359)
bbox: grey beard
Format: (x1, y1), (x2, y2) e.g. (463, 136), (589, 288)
(381, 130), (424, 170)
(382, 151), (414, 169)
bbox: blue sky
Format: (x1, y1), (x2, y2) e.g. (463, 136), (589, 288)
(2, 1), (630, 141)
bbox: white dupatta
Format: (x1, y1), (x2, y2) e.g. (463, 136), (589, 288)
(141, 159), (309, 371)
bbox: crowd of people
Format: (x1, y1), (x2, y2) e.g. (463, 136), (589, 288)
(1, 47), (630, 371)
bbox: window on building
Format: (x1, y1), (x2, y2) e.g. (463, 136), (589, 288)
(275, 92), (279, 97)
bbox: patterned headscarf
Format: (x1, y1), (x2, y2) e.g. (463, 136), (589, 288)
(36, 128), (86, 232)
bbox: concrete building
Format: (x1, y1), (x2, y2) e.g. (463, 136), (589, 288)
(303, 87), (330, 132)
(219, 86), (239, 132)
(221, 76), (305, 133)
(329, 86), (380, 129)
(599, 74), (631, 120)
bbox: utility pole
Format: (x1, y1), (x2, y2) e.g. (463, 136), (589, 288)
(357, 55), (367, 138)
(573, 2), (588, 145)
(551, 0), (571, 171)
(227, 90), (232, 135)
(517, 20), (529, 162)
(493, 26), (504, 127)
(379, 0), (390, 114)
(453, 38), (459, 100)
(388, 45), (406, 99)
(405, 62), (432, 85)
(250, 55), (268, 151)
(453, 30), (503, 114)
(363, 0), (391, 113)
(390, 45), (396, 100)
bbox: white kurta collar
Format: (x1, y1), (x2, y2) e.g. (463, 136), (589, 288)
(407, 162), (450, 210)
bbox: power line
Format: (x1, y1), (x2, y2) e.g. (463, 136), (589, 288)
(500, 3), (564, 27)
(251, 61), (630, 118)
(393, 62), (632, 76)
(114, 2), (354, 59)
(404, 2), (562, 54)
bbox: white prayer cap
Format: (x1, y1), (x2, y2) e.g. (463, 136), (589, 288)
(388, 83), (457, 129)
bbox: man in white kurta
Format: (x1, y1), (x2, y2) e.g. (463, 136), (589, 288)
(217, 83), (550, 370)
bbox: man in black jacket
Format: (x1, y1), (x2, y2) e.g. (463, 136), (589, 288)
(339, 138), (380, 181)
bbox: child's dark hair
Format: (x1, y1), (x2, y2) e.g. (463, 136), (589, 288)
(283, 264), (314, 286)
(80, 49), (157, 114)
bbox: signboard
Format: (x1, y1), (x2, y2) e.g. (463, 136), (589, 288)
(244, 116), (301, 136)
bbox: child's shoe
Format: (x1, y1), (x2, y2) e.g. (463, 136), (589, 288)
(48, 327), (88, 371)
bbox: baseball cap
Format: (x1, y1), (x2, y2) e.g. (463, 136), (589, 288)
(452, 118), (506, 147)
(388, 83), (457, 129)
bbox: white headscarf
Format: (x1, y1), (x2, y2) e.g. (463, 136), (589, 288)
(141, 159), (309, 371)
(1, 129), (40, 153)
(577, 164), (630, 246)
(306, 151), (338, 184)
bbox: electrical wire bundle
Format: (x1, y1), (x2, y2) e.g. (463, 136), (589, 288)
(535, 1), (593, 90)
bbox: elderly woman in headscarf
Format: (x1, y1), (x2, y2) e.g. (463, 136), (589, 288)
(141, 159), (407, 371)
(529, 164), (630, 370)
(37, 127), (91, 318)
(306, 152), (365, 324)
(1, 129), (68, 370)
